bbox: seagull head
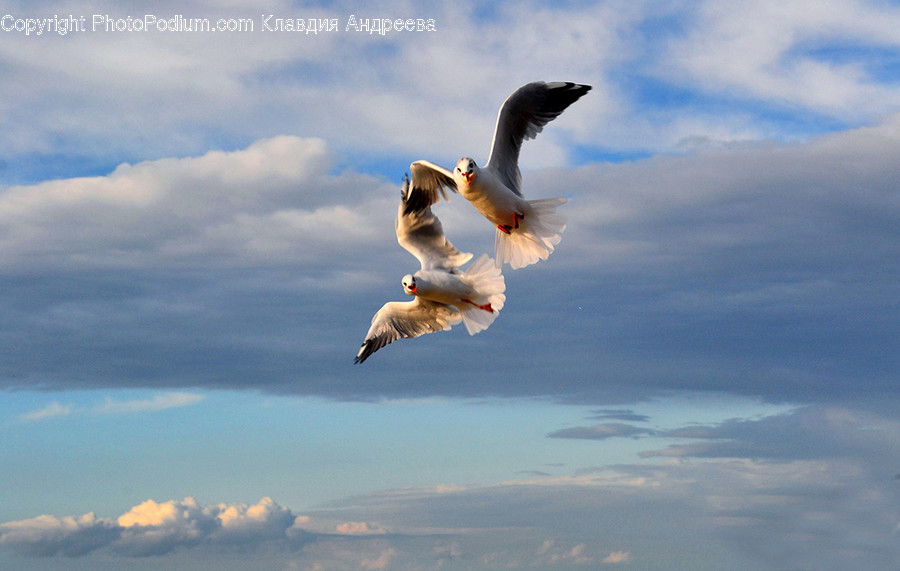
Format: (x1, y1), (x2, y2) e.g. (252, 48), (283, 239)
(401, 274), (417, 295)
(455, 158), (476, 185)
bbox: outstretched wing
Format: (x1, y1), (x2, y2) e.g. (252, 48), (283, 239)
(485, 81), (591, 195)
(354, 298), (461, 364)
(397, 173), (472, 271)
(404, 160), (458, 215)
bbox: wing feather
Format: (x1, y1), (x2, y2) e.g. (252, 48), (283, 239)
(397, 173), (472, 271)
(405, 160), (458, 214)
(354, 298), (461, 363)
(485, 81), (591, 195)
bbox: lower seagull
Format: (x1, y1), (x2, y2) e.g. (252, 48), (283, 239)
(355, 174), (506, 364)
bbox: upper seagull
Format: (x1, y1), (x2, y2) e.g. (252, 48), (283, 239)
(354, 174), (506, 364)
(410, 81), (591, 269)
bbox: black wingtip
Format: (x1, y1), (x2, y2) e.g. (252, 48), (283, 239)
(400, 173), (410, 200)
(549, 82), (592, 105)
(402, 184), (432, 215)
(355, 339), (376, 364)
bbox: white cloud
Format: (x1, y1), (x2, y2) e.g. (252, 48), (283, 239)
(603, 550), (631, 564)
(334, 521), (386, 536)
(0, 136), (394, 272)
(360, 548), (396, 570)
(660, 0), (900, 118)
(0, 497), (304, 558)
(19, 401), (74, 422)
(96, 393), (205, 414)
(3, 401), (900, 569)
(17, 393), (206, 423)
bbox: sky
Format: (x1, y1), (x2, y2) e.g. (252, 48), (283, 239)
(1, 0), (900, 569)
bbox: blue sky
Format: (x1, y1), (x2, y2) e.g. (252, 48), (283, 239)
(1, 0), (900, 569)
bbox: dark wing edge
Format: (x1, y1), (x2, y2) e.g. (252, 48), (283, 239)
(354, 299), (460, 364)
(404, 161), (458, 215)
(485, 81), (592, 194)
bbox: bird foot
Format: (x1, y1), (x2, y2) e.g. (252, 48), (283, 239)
(497, 224), (512, 234)
(463, 299), (494, 313)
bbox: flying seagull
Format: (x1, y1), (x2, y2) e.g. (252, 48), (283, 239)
(355, 175), (506, 364)
(409, 81), (591, 269)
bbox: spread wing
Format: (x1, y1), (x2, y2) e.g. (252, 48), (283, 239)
(354, 298), (462, 363)
(485, 81), (592, 195)
(404, 160), (458, 214)
(396, 173), (472, 271)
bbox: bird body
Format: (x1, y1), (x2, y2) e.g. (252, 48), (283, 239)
(412, 81), (591, 269)
(354, 175), (505, 363)
(404, 254), (506, 335)
(354, 81), (590, 361)
(454, 160), (529, 230)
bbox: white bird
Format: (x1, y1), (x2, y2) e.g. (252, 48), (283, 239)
(355, 175), (506, 364)
(410, 81), (591, 269)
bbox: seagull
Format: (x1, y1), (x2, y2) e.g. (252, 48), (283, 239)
(355, 175), (506, 364)
(410, 81), (591, 269)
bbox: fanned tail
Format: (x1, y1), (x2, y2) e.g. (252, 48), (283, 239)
(495, 197), (567, 269)
(458, 254), (506, 335)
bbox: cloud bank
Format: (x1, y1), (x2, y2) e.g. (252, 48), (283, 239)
(4, 403), (897, 569)
(0, 497), (306, 558)
(1, 113), (898, 404)
(4, 0), (900, 185)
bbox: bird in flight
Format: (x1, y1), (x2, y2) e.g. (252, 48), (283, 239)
(354, 174), (506, 364)
(409, 81), (591, 269)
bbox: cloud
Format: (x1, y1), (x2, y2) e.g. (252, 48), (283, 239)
(96, 393), (205, 414)
(642, 405), (900, 464)
(4, 402), (900, 569)
(17, 393), (206, 422)
(19, 401), (73, 421)
(6, 0), (900, 187)
(334, 522), (387, 536)
(0, 135), (389, 272)
(547, 423), (655, 440)
(0, 513), (118, 557)
(0, 497), (306, 558)
(659, 0), (900, 119)
(603, 550), (631, 564)
(1, 114), (899, 405)
(360, 547), (396, 570)
(536, 539), (593, 566)
(589, 409), (650, 422)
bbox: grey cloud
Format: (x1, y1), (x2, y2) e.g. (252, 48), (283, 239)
(3, 403), (899, 569)
(1, 117), (899, 405)
(642, 404), (900, 465)
(0, 513), (119, 558)
(547, 423), (655, 440)
(589, 409), (650, 422)
(0, 498), (308, 559)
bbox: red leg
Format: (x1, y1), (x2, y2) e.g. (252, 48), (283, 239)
(463, 299), (494, 313)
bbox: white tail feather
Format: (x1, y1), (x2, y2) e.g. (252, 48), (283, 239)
(459, 254), (506, 335)
(495, 197), (567, 269)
